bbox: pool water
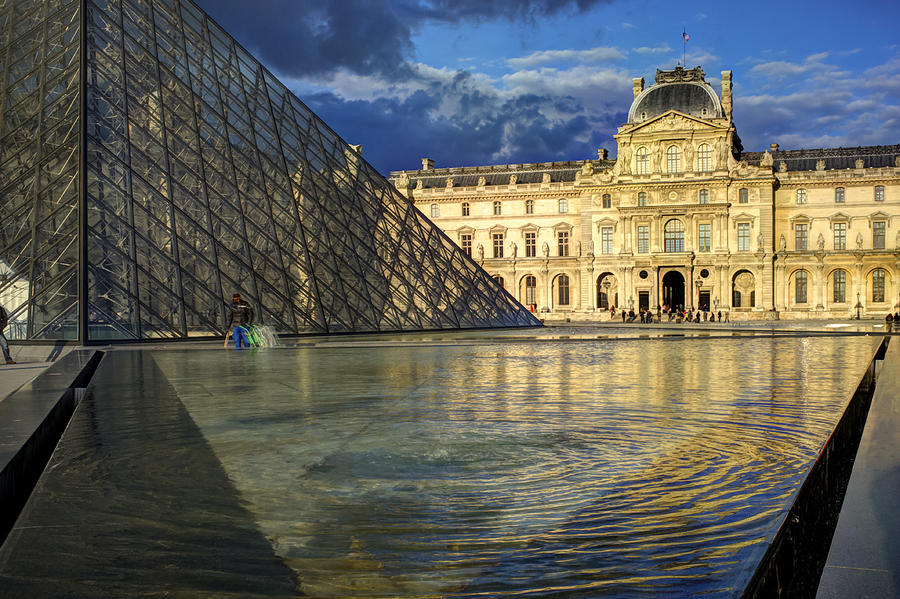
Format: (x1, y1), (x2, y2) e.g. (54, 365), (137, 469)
(153, 332), (878, 597)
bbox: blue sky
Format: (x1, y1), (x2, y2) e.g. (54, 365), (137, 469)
(194, 0), (900, 175)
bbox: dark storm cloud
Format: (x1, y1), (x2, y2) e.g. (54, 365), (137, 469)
(193, 0), (611, 78)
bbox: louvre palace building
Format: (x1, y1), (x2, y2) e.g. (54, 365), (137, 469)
(390, 66), (900, 320)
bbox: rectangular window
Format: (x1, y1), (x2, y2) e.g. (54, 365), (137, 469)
(874, 221), (886, 249)
(834, 222), (846, 250)
(875, 185), (885, 202)
(739, 188), (749, 203)
(835, 187), (845, 203)
(794, 223), (808, 250)
(460, 233), (472, 257)
(698, 223), (710, 252)
(601, 227), (613, 254)
(430, 204), (439, 218)
(525, 232), (536, 257)
(699, 189), (709, 204)
(637, 225), (649, 254)
(797, 189), (807, 204)
(492, 232), (503, 258)
(833, 270), (846, 303)
(874, 270), (886, 302)
(796, 271), (808, 304)
(558, 198), (567, 214)
(602, 194), (611, 208)
(462, 202), (470, 216)
(738, 223), (750, 251)
(493, 201), (502, 215)
(525, 199), (534, 214)
(637, 192), (647, 206)
(557, 231), (569, 257)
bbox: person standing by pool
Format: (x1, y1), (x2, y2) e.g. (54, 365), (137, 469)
(228, 293), (254, 349)
(0, 304), (15, 364)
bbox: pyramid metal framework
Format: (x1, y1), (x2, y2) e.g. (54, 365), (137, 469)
(0, 0), (539, 341)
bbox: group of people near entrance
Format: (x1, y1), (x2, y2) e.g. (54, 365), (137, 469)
(609, 304), (728, 324)
(885, 312), (900, 331)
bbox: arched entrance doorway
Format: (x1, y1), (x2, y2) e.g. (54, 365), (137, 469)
(662, 271), (685, 310)
(596, 273), (618, 309)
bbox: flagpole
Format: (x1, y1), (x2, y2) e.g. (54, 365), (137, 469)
(682, 28), (686, 67)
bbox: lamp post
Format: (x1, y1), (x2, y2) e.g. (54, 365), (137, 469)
(856, 291), (862, 320)
(628, 296), (634, 310)
(602, 280), (610, 309)
(695, 279), (702, 312)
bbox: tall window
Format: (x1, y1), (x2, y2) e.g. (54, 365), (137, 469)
(460, 233), (472, 257)
(874, 221), (886, 250)
(637, 225), (649, 253)
(699, 189), (709, 204)
(602, 194), (611, 208)
(875, 185), (885, 202)
(461, 202), (469, 216)
(493, 275), (504, 289)
(524, 275), (536, 306)
(558, 199), (567, 214)
(493, 200), (502, 215)
(601, 227), (613, 254)
(492, 232), (504, 258)
(834, 222), (847, 250)
(557, 275), (570, 305)
(637, 192), (647, 206)
(636, 147), (649, 174)
(430, 204), (439, 218)
(697, 144), (711, 171)
(525, 232), (536, 257)
(698, 223), (711, 252)
(795, 270), (808, 304)
(739, 188), (749, 203)
(835, 187), (845, 203)
(797, 189), (807, 204)
(666, 145), (681, 173)
(873, 269), (886, 302)
(738, 223), (750, 251)
(525, 199), (534, 214)
(557, 231), (569, 256)
(833, 269), (846, 303)
(795, 223), (808, 250)
(664, 219), (684, 253)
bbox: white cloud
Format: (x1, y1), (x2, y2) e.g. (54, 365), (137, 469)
(634, 44), (671, 54)
(621, 22), (636, 29)
(507, 46), (626, 68)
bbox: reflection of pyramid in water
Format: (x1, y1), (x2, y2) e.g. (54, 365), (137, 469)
(0, 0), (539, 340)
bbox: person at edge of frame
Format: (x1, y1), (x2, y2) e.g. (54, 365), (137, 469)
(0, 304), (15, 364)
(228, 293), (254, 350)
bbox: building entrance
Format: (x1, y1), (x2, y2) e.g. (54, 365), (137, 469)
(638, 291), (649, 311)
(699, 290), (710, 312)
(662, 271), (685, 310)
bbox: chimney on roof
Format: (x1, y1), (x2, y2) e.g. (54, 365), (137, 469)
(721, 70), (733, 119)
(632, 77), (644, 99)
(598, 148), (608, 160)
(770, 143), (779, 152)
(421, 158), (434, 171)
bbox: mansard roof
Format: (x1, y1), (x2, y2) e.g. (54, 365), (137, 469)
(627, 66), (724, 124)
(743, 144), (900, 172)
(391, 159), (616, 189)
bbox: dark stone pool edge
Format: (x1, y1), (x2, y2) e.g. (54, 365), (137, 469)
(739, 336), (889, 599)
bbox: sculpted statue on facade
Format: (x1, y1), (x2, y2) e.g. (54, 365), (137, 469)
(542, 173), (551, 184)
(715, 138), (727, 168)
(651, 141), (661, 171)
(415, 179), (423, 190)
(816, 159), (825, 171)
(896, 230), (900, 249)
(396, 173), (410, 189)
(855, 159), (864, 169)
(757, 233), (765, 249)
(587, 238), (595, 256)
(779, 234), (786, 252)
(575, 240), (582, 257)
(542, 241), (550, 257)
(817, 233), (825, 250)
(477, 243), (484, 260)
(445, 177), (453, 188)
(778, 160), (787, 172)
(856, 232), (864, 249)
(581, 161), (593, 177)
(510, 242), (517, 258)
(683, 143), (694, 171)
(477, 176), (486, 186)
(760, 150), (774, 168)
(509, 174), (517, 185)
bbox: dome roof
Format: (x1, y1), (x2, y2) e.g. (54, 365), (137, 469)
(627, 67), (723, 124)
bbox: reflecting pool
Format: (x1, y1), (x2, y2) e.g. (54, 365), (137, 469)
(153, 332), (879, 597)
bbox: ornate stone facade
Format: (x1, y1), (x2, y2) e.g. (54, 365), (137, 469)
(390, 66), (900, 320)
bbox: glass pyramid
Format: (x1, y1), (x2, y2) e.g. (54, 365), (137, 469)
(0, 0), (539, 341)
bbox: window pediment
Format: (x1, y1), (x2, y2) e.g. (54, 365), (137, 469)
(868, 211), (891, 227)
(489, 224), (507, 234)
(521, 223), (540, 233)
(596, 218), (617, 231)
(731, 212), (756, 227)
(829, 212), (851, 223)
(456, 225), (475, 234)
(552, 222), (573, 232)
(790, 214), (811, 225)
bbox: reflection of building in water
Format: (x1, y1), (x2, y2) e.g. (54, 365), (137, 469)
(391, 66), (900, 320)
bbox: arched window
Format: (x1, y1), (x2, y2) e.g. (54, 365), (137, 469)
(637, 192), (647, 206)
(558, 198), (567, 214)
(873, 269), (886, 302)
(461, 202), (469, 216)
(635, 147), (649, 174)
(797, 189), (807, 204)
(666, 145), (681, 173)
(697, 144), (711, 171)
(739, 188), (749, 203)
(602, 194), (611, 209)
(557, 274), (570, 306)
(833, 269), (846, 303)
(493, 200), (502, 215)
(493, 275), (505, 289)
(795, 270), (808, 304)
(524, 275), (536, 307)
(525, 199), (534, 214)
(835, 187), (845, 203)
(699, 189), (709, 204)
(430, 204), (439, 218)
(664, 219), (684, 252)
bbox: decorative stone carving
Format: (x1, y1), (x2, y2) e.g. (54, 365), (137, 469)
(587, 239), (595, 256)
(415, 179), (423, 190)
(541, 241), (550, 257)
(510, 242), (517, 258)
(575, 240), (582, 257)
(655, 65), (705, 84)
(715, 138), (727, 168)
(856, 232), (864, 249)
(542, 173), (551, 184)
(757, 233), (765, 248)
(684, 143), (694, 170)
(476, 244), (484, 260)
(445, 177), (453, 188)
(618, 141), (631, 174)
(817, 233), (825, 250)
(896, 230), (900, 249)
(855, 159), (864, 169)
(651, 141), (661, 171)
(760, 150), (774, 167)
(779, 234), (786, 251)
(895, 156), (900, 168)
(477, 176), (486, 186)
(816, 159), (825, 171)
(778, 160), (787, 172)
(509, 174), (517, 185)
(581, 161), (593, 177)
(396, 173), (410, 189)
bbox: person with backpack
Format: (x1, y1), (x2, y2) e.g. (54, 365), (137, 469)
(0, 305), (15, 364)
(228, 293), (254, 349)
